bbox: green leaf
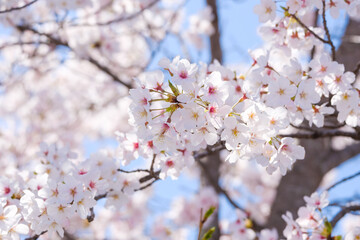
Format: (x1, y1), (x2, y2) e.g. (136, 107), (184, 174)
(322, 220), (332, 237)
(203, 206), (216, 222)
(168, 80), (180, 96)
(166, 104), (177, 113)
(201, 227), (216, 240)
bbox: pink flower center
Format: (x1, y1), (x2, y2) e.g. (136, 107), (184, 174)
(179, 71), (188, 79)
(78, 169), (88, 175)
(281, 144), (289, 152)
(133, 142), (139, 150)
(209, 106), (216, 114)
(4, 187), (10, 195)
(166, 160), (174, 167)
(89, 181), (96, 189)
(155, 83), (163, 91)
(208, 86), (216, 95)
(272, 28), (279, 34)
(141, 98), (148, 105)
(162, 123), (170, 133)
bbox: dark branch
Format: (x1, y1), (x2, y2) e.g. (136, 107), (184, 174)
(139, 170), (160, 183)
(321, 143), (360, 174)
(330, 205), (360, 228)
(87, 57), (132, 89)
(280, 130), (360, 140)
(73, 0), (160, 27)
(0, 0), (38, 14)
(135, 179), (158, 191)
(25, 231), (47, 240)
(94, 193), (107, 201)
(87, 208), (95, 222)
(16, 25), (132, 89)
(63, 231), (77, 240)
(327, 170), (360, 191)
(353, 61), (360, 76)
(197, 158), (245, 211)
(321, 0), (336, 60)
(291, 14), (328, 44)
(206, 0), (223, 63)
(118, 169), (150, 174)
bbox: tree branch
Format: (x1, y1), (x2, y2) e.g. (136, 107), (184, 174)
(16, 25), (133, 89)
(87, 208), (95, 222)
(0, 0), (38, 14)
(206, 0), (223, 62)
(24, 231), (47, 240)
(321, 143), (360, 174)
(353, 61), (360, 76)
(279, 130), (360, 140)
(291, 14), (328, 44)
(327, 170), (360, 191)
(321, 0), (336, 60)
(72, 0), (160, 27)
(330, 205), (360, 228)
(196, 158), (244, 211)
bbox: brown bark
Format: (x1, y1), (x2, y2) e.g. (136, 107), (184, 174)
(206, 0), (223, 63)
(266, 18), (360, 234)
(200, 151), (222, 239)
(200, 1), (223, 239)
(335, 19), (360, 72)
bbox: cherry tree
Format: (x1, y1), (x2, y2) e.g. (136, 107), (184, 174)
(0, 0), (360, 239)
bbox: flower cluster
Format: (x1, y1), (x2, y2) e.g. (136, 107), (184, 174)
(254, 0), (360, 23)
(150, 187), (218, 240)
(220, 209), (278, 240)
(0, 143), (142, 239)
(127, 55), (309, 177)
(282, 191), (332, 239)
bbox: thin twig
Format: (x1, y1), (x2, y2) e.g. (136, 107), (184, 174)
(280, 130), (360, 140)
(321, 0), (336, 60)
(327, 170), (360, 191)
(135, 179), (158, 191)
(72, 0), (160, 27)
(25, 231), (47, 240)
(94, 193), (107, 201)
(310, 9), (320, 60)
(353, 61), (360, 76)
(330, 205), (360, 228)
(16, 25), (132, 89)
(118, 169), (150, 174)
(291, 14), (328, 44)
(197, 158), (245, 211)
(150, 154), (156, 173)
(0, 41), (50, 50)
(64, 231), (77, 240)
(0, 0), (38, 14)
(87, 207), (95, 222)
(139, 170), (160, 183)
